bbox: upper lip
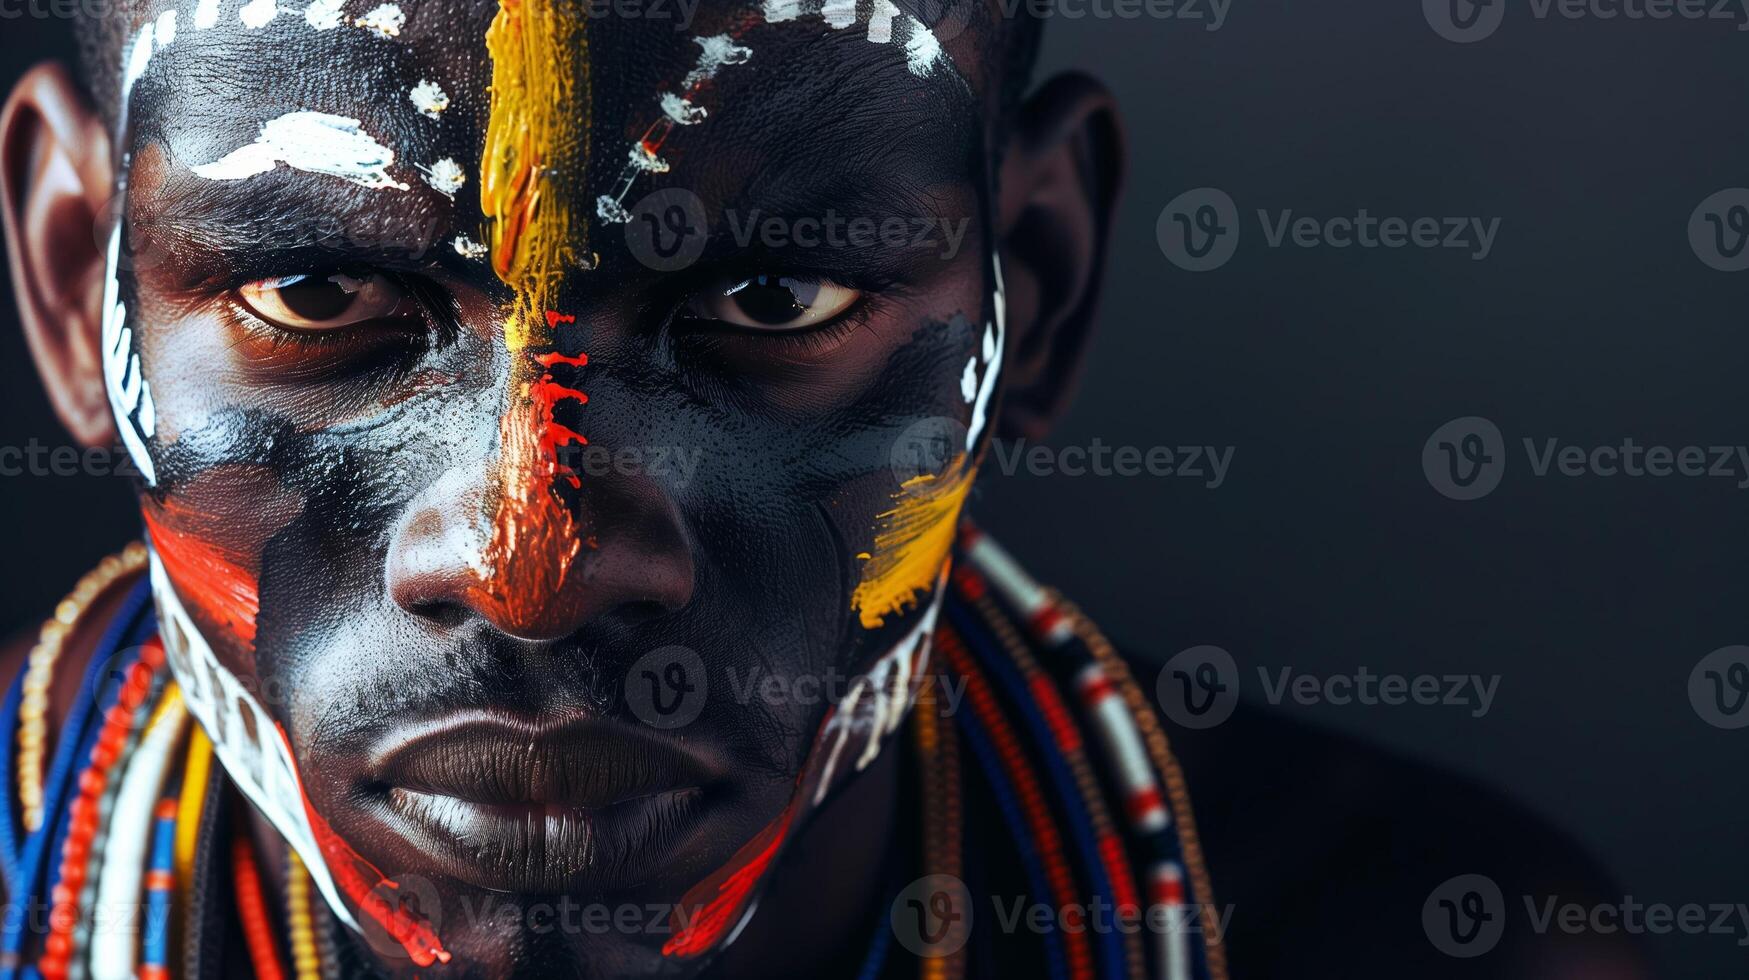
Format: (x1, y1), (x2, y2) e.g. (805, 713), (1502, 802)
(367, 712), (719, 810)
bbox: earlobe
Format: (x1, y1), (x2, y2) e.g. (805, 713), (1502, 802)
(993, 72), (1126, 443)
(1, 62), (117, 448)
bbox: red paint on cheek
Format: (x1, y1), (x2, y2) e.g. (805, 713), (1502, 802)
(141, 506), (260, 648)
(662, 804), (794, 958)
(277, 724), (452, 967)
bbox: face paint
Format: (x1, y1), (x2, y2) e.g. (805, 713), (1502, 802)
(305, 0), (349, 30)
(110, 3), (1001, 973)
(595, 31), (752, 225)
(760, 0), (948, 77)
(476, 0), (593, 631)
(239, 0), (278, 30)
(191, 111), (411, 190)
(418, 156), (466, 198)
(355, 3), (408, 38)
(409, 78), (451, 119)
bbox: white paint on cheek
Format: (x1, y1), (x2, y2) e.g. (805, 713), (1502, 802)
(409, 79), (449, 119)
(354, 2), (404, 37)
(191, 111), (411, 190)
(964, 256), (1006, 448)
(239, 0), (279, 29)
(960, 356), (978, 403)
(154, 9), (177, 45)
(453, 234), (488, 260)
(304, 0), (347, 29)
(101, 227), (157, 486)
(417, 157), (465, 198)
(193, 0), (221, 29)
(147, 553), (363, 935)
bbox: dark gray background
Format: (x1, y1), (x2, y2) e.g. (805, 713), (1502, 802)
(0, 3), (1744, 975)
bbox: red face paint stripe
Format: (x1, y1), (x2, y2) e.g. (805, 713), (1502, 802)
(142, 507), (260, 648)
(275, 723), (451, 967)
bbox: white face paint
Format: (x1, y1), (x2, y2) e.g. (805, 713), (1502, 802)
(239, 0), (278, 29)
(453, 234), (489, 260)
(595, 33), (752, 224)
(964, 258), (1006, 448)
(192, 111), (411, 190)
(101, 227), (157, 486)
(304, 0), (347, 30)
(759, 0), (947, 76)
(147, 553), (362, 933)
(417, 157), (465, 198)
(193, 0), (221, 29)
(408, 79), (450, 119)
(354, 2), (404, 37)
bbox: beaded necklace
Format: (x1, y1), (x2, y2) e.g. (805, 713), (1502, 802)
(2, 535), (1224, 980)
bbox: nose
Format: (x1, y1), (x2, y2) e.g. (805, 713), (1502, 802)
(386, 465), (695, 641)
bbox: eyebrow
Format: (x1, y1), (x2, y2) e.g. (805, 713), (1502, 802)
(135, 171), (461, 277)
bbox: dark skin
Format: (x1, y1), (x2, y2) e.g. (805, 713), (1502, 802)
(0, 3), (1124, 977)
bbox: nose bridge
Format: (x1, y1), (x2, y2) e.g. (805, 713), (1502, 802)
(471, 0), (596, 635)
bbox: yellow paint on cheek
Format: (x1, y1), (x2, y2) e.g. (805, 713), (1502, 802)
(850, 464), (975, 630)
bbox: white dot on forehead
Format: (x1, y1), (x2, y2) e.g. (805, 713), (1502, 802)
(354, 3), (406, 38)
(409, 79), (450, 120)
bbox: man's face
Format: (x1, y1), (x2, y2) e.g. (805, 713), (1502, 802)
(105, 2), (1001, 975)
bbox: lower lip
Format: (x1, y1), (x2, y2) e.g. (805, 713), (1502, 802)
(380, 785), (710, 893)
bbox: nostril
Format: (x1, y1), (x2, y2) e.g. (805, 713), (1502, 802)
(404, 598), (471, 630)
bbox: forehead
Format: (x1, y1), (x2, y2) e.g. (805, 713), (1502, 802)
(120, 1), (991, 232)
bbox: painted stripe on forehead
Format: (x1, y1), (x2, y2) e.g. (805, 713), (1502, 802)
(471, 0), (595, 631)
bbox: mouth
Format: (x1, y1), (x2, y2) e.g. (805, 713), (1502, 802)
(365, 712), (722, 893)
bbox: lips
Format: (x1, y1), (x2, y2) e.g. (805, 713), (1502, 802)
(365, 713), (722, 893)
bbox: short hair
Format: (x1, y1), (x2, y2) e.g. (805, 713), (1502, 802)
(71, 4), (1045, 134)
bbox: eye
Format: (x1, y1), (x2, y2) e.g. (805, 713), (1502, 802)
(238, 271), (414, 332)
(687, 274), (860, 331)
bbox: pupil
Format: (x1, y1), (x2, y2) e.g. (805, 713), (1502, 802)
(731, 275), (818, 326)
(278, 276), (359, 321)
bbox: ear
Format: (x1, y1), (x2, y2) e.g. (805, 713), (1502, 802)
(994, 71), (1125, 442)
(1, 62), (117, 448)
